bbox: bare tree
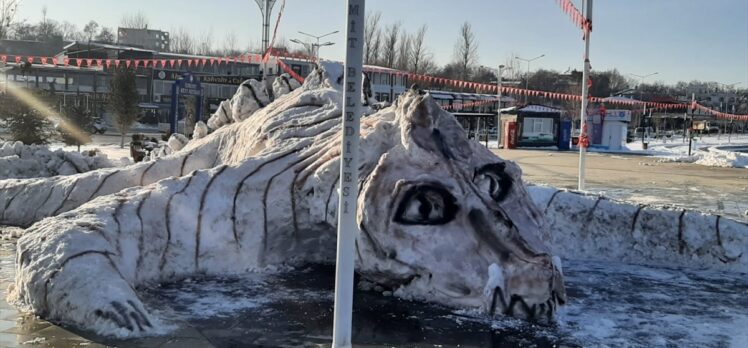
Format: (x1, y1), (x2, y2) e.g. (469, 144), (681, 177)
(409, 25), (434, 74)
(381, 22), (401, 68)
(60, 21), (82, 41)
(503, 53), (522, 80)
(453, 22), (479, 81)
(395, 30), (411, 71)
(120, 12), (149, 29)
(364, 11), (382, 65)
(36, 6), (62, 41)
(222, 31), (240, 56)
(83, 21), (99, 42)
(95, 27), (115, 44)
(0, 0), (22, 39)
(196, 29), (214, 55)
(170, 27), (195, 54)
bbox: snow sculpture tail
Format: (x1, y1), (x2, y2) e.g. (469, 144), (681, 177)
(531, 186), (748, 271)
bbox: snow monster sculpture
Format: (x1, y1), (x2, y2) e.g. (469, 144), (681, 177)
(4, 64), (565, 337)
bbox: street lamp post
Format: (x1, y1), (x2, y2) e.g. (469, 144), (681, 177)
(515, 54), (545, 104)
(480, 64), (513, 148)
(630, 72), (658, 145)
(254, 0), (278, 82)
(294, 30), (340, 62)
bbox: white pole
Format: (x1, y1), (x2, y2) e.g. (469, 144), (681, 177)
(578, 0), (592, 191)
(332, 1), (364, 347)
(496, 65), (503, 149)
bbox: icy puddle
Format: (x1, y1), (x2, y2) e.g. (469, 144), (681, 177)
(1, 230), (747, 347)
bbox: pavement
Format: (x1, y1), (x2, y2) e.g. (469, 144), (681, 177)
(494, 148), (748, 222)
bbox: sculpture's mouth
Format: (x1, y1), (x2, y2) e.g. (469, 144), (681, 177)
(488, 285), (566, 322)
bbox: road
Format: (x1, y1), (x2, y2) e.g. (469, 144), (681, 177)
(494, 149), (748, 222)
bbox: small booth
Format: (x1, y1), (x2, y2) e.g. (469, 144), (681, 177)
(500, 104), (562, 148)
(587, 108), (631, 151)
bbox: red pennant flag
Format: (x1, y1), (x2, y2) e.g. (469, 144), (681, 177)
(105, 60), (111, 68)
(0, 55), (6, 64)
(86, 59), (93, 67)
(26, 56), (34, 64)
(209, 58), (216, 66)
(14, 56), (21, 64)
(194, 59), (200, 67)
(133, 60), (140, 68)
(201, 58), (207, 66)
(63, 58), (70, 66)
(114, 60), (120, 68)
(40, 57), (48, 65)
(96, 59), (103, 67)
(75, 58), (83, 67)
(160, 60), (167, 68)
(125, 60), (131, 68)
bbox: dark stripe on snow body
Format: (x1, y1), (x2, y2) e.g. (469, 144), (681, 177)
(42, 249), (116, 316)
(290, 142), (341, 237)
(543, 189), (563, 213)
(135, 189), (154, 275)
(359, 222), (385, 257)
(89, 170), (119, 201)
(195, 165), (229, 271)
(714, 215), (743, 263)
(630, 204), (644, 234)
(231, 148), (301, 248)
(112, 198), (127, 257)
(211, 136), (225, 168)
(273, 112), (342, 133)
(259, 103), (331, 132)
(324, 176), (340, 224)
(242, 82), (266, 108)
(1, 185), (23, 221)
(31, 184), (56, 222)
(162, 172), (197, 271)
(139, 161), (158, 187)
(52, 178), (80, 216)
(261, 142), (332, 255)
(179, 151), (192, 176)
(585, 197), (604, 222)
(281, 75), (292, 91)
(678, 210), (687, 254)
(126, 299), (152, 328)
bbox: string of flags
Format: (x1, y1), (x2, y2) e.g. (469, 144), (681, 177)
(555, 0), (591, 34)
(1, 52), (746, 121)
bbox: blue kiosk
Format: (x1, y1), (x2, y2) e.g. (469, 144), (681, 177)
(169, 72), (204, 135)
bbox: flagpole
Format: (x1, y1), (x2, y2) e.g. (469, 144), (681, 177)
(577, 0), (592, 191)
(332, 1), (365, 347)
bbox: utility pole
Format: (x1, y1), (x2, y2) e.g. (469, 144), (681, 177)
(332, 1), (364, 347)
(577, 0), (592, 191)
(515, 54), (545, 104)
(496, 64), (511, 148)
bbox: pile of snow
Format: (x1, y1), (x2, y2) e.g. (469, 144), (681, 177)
(0, 141), (128, 179)
(529, 185), (748, 273)
(658, 146), (748, 168)
(624, 134), (748, 168)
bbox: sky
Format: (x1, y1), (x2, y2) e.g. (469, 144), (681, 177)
(13, 0), (748, 87)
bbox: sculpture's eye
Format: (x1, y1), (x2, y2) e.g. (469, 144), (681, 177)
(474, 163), (512, 202)
(394, 185), (458, 225)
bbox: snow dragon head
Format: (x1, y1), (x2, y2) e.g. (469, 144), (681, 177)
(356, 90), (566, 321)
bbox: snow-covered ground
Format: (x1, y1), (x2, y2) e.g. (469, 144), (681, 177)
(487, 134), (748, 168)
(625, 134), (748, 168)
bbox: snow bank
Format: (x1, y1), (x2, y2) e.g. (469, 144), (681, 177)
(0, 141), (126, 179)
(529, 185), (748, 272)
(623, 134), (748, 168)
(658, 146), (748, 168)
